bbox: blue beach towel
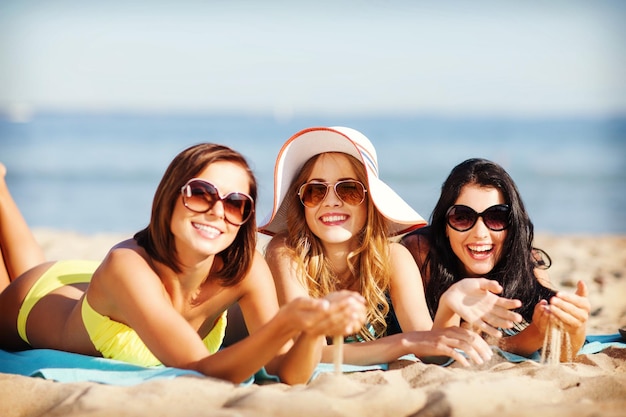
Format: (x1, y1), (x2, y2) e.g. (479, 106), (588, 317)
(356, 332), (626, 366)
(578, 333), (625, 354)
(0, 348), (381, 385)
(0, 333), (622, 385)
(0, 349), (203, 386)
(0, 348), (381, 386)
(489, 332), (626, 363)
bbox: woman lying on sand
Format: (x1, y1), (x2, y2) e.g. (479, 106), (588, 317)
(401, 158), (591, 361)
(0, 144), (366, 385)
(260, 127), (523, 367)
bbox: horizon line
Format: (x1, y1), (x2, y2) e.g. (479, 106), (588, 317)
(2, 105), (626, 124)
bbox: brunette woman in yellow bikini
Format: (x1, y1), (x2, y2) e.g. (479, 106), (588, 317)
(0, 145), (366, 385)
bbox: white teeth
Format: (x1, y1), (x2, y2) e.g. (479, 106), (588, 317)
(321, 215), (347, 223)
(193, 222), (220, 238)
(468, 245), (492, 253)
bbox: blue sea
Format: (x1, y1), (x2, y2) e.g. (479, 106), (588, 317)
(1, 112), (625, 235)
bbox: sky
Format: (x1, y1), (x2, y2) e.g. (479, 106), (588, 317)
(0, 0), (625, 119)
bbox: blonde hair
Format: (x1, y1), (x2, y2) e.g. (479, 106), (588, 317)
(284, 153), (392, 341)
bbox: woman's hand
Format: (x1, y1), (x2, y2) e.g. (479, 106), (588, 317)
(525, 299), (551, 345)
(404, 326), (494, 367)
(281, 290), (367, 337)
(441, 278), (523, 338)
(548, 280), (590, 335)
(319, 290), (367, 336)
(525, 280), (590, 361)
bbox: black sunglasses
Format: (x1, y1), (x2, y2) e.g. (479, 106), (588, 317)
(446, 204), (510, 232)
(181, 178), (254, 226)
(298, 180), (367, 208)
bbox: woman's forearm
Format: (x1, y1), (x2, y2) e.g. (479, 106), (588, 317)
(196, 311), (300, 384)
(269, 332), (324, 385)
(499, 321), (586, 362)
(432, 302), (461, 329)
(432, 289), (461, 329)
(497, 322), (544, 357)
(321, 334), (410, 366)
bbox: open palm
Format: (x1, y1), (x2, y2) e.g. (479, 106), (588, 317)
(443, 278), (523, 338)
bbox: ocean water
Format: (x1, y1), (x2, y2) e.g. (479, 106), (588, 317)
(1, 112), (625, 235)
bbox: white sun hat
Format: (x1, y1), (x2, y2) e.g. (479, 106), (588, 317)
(259, 126), (426, 236)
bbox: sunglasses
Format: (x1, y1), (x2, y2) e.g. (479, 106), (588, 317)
(446, 204), (510, 232)
(298, 180), (367, 208)
(181, 178), (254, 226)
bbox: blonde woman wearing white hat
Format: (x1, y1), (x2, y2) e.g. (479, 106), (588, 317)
(260, 127), (522, 367)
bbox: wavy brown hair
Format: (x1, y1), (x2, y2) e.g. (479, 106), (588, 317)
(134, 143), (257, 286)
(283, 153), (391, 341)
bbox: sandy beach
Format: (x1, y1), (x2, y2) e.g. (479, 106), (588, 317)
(1, 230), (624, 417)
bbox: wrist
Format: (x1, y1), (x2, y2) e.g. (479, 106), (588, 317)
(433, 296), (458, 328)
(527, 320), (545, 341)
(274, 307), (305, 339)
(398, 332), (422, 356)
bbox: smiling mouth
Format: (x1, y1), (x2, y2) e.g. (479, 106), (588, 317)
(467, 245), (494, 256)
(320, 214), (348, 224)
(192, 222), (221, 238)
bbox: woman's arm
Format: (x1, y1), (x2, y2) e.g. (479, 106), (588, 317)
(90, 247), (218, 369)
(267, 235), (382, 366)
(265, 234), (310, 305)
(433, 278), (523, 337)
(274, 290), (367, 383)
(392, 250), (524, 338)
(550, 280), (589, 358)
(92, 248), (330, 385)
(321, 326), (494, 367)
(500, 279), (589, 360)
(246, 248), (366, 384)
(267, 237), (493, 367)
(402, 231), (523, 336)
(387, 243), (433, 331)
(236, 250), (324, 385)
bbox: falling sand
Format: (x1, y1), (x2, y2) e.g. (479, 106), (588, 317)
(541, 321), (574, 365)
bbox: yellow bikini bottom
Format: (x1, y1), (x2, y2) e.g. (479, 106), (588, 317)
(16, 260), (226, 367)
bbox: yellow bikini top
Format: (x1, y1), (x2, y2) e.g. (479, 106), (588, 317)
(81, 295), (227, 367)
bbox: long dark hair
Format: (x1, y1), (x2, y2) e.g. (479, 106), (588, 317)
(424, 158), (554, 321)
(134, 143), (257, 286)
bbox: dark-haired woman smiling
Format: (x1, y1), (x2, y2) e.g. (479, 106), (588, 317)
(402, 158), (590, 361)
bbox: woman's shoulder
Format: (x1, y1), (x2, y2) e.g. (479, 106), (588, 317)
(399, 226), (432, 270)
(87, 239), (160, 312)
(96, 239), (153, 284)
(265, 231), (288, 248)
(400, 226), (431, 251)
(264, 232), (293, 261)
(104, 239), (148, 264)
(388, 240), (414, 257)
(235, 249), (278, 297)
(401, 225), (432, 239)
(249, 249), (272, 271)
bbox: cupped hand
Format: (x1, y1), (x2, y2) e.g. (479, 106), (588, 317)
(315, 290), (367, 336)
(547, 280), (590, 335)
(530, 299), (551, 338)
(406, 326), (493, 367)
(283, 291), (366, 337)
(442, 278), (523, 338)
